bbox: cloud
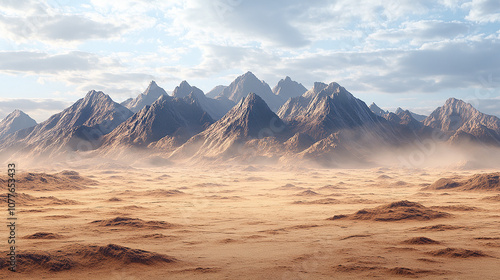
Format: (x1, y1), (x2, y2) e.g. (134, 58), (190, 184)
(464, 0), (500, 23)
(473, 98), (500, 117)
(0, 98), (71, 122)
(370, 20), (470, 44)
(0, 0), (499, 110)
(0, 0), (144, 45)
(165, 0), (311, 48)
(0, 50), (161, 99)
(0, 51), (120, 74)
(0, 14), (128, 44)
(187, 36), (500, 96)
(398, 39), (500, 81)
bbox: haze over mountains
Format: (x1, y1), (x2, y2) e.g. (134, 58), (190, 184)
(0, 109), (37, 139)
(1, 72), (500, 168)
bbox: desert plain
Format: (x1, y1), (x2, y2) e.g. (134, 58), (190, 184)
(1, 163), (500, 280)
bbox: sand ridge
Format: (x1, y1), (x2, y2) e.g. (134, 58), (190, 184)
(1, 166), (499, 279)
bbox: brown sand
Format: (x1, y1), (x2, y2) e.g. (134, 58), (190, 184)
(327, 200), (450, 221)
(1, 166), (499, 279)
(425, 172), (500, 191)
(0, 171), (97, 191)
(402, 237), (440, 245)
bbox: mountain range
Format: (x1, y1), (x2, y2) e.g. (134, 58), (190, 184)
(1, 72), (500, 167)
(0, 90), (133, 158)
(369, 102), (427, 122)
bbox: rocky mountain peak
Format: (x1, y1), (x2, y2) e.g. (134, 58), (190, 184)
(424, 98), (500, 144)
(121, 81), (167, 113)
(369, 103), (388, 117)
(273, 76), (307, 100)
(172, 80), (194, 98)
(84, 90), (109, 102)
(217, 72), (280, 111)
(0, 109), (37, 139)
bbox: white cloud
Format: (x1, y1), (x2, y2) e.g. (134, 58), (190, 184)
(0, 98), (71, 122)
(463, 0), (500, 23)
(0, 51), (120, 74)
(370, 20), (470, 45)
(0, 0), (499, 110)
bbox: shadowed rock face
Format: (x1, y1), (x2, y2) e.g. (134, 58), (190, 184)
(102, 94), (213, 148)
(424, 98), (500, 145)
(206, 85), (228, 98)
(0, 90), (133, 156)
(216, 71), (282, 111)
(122, 80), (167, 113)
(0, 109), (37, 139)
(272, 76), (307, 101)
(216, 92), (286, 139)
(278, 82), (388, 141)
(369, 102), (388, 117)
(173, 80), (235, 120)
(170, 93), (289, 160)
(395, 107), (426, 122)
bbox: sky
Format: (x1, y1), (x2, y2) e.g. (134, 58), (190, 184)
(0, 0), (499, 122)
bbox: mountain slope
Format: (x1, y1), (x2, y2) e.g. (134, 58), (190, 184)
(369, 103), (388, 117)
(395, 107), (426, 122)
(171, 81), (234, 120)
(278, 82), (386, 141)
(101, 95), (213, 151)
(1, 91), (133, 156)
(170, 93), (288, 160)
(424, 98), (500, 145)
(216, 71), (282, 111)
(206, 85), (227, 98)
(272, 76), (307, 101)
(122, 81), (167, 113)
(171, 81), (192, 98)
(0, 110), (37, 139)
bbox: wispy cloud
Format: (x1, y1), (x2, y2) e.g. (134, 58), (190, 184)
(0, 0), (498, 115)
(0, 98), (71, 122)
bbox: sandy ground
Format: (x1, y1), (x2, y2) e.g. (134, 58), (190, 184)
(1, 165), (500, 279)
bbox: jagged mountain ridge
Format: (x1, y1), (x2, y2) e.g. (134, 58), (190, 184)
(278, 82), (388, 141)
(122, 81), (167, 113)
(369, 103), (388, 117)
(1, 91), (133, 156)
(170, 92), (289, 160)
(395, 107), (427, 122)
(273, 76), (307, 101)
(2, 73), (500, 166)
(101, 94), (213, 151)
(216, 71), (282, 111)
(171, 81), (235, 120)
(206, 85), (227, 98)
(424, 98), (500, 145)
(0, 109), (37, 139)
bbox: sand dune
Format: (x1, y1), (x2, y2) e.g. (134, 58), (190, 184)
(0, 192), (80, 206)
(328, 200), (450, 221)
(91, 217), (177, 229)
(428, 248), (489, 258)
(0, 171), (97, 191)
(402, 237), (440, 245)
(425, 172), (500, 191)
(2, 167), (499, 279)
(0, 244), (176, 272)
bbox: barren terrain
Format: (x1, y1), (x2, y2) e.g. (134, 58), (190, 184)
(2, 165), (500, 279)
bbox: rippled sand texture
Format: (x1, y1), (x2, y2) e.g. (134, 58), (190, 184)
(1, 166), (500, 279)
